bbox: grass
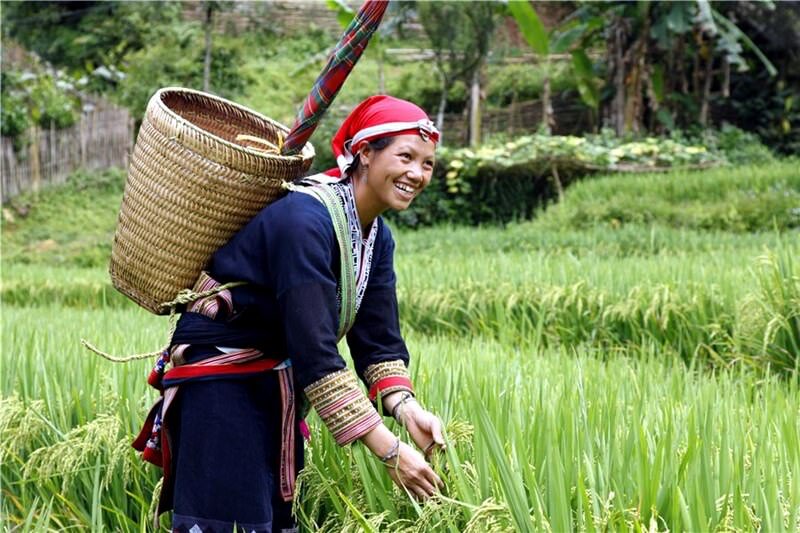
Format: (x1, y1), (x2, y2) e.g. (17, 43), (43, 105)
(2, 163), (799, 530)
(2, 309), (799, 531)
(535, 159), (800, 232)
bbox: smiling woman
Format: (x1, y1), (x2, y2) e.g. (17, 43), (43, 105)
(351, 134), (436, 228)
(134, 95), (446, 531)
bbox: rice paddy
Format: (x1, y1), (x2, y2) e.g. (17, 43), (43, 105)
(2, 163), (799, 531)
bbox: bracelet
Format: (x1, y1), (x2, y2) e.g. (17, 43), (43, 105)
(380, 437), (400, 465)
(390, 392), (416, 423)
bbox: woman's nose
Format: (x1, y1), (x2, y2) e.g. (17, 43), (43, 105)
(406, 162), (424, 182)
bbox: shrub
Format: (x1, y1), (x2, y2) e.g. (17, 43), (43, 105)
(0, 69), (80, 151)
(114, 29), (250, 119)
(695, 124), (776, 165)
(485, 62), (574, 107)
(389, 131), (729, 228)
(389, 71), (468, 114)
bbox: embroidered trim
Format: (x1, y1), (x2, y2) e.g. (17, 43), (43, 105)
(330, 179), (378, 315)
(364, 360), (414, 402)
(368, 377), (413, 403)
(291, 176), (378, 340)
(304, 369), (381, 445)
(186, 271), (233, 318)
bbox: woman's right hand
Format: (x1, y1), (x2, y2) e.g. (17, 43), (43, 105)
(384, 441), (443, 500)
(361, 424), (443, 500)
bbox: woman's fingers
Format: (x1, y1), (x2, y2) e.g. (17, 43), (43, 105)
(431, 417), (445, 446)
(388, 442), (443, 499)
(404, 408), (447, 454)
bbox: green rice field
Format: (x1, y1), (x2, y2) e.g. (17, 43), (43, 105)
(2, 162), (799, 531)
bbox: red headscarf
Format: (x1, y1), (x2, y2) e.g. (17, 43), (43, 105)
(326, 95), (440, 178)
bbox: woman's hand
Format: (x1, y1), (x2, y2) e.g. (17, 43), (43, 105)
(384, 441), (443, 500)
(397, 402), (446, 458)
(361, 424), (443, 500)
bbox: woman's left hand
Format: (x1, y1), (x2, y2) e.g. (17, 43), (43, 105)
(399, 402), (446, 457)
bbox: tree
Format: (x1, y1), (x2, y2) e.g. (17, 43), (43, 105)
(2, 1), (183, 89)
(508, 0), (559, 133)
(552, 1), (777, 135)
(201, 1), (233, 93)
(417, 1), (500, 145)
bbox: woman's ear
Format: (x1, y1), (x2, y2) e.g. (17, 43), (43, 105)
(358, 144), (372, 167)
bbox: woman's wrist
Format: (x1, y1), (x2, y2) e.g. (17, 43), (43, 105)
(389, 391), (418, 424)
(361, 423), (398, 458)
(381, 390), (406, 414)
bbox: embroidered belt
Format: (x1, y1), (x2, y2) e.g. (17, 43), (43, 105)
(132, 273), (306, 506)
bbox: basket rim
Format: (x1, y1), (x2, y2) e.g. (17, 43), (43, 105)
(152, 86), (316, 162)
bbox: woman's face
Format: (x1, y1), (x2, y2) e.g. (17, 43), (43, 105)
(356, 134), (436, 218)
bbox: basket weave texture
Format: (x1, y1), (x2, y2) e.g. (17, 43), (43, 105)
(110, 88), (315, 314)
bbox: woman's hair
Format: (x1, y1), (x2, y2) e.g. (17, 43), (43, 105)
(348, 136), (395, 177)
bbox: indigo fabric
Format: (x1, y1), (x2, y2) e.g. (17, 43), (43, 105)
(169, 372), (301, 532)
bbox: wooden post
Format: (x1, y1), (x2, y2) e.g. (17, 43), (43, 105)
(469, 69), (481, 147)
(80, 112), (87, 169)
(29, 126), (41, 193)
(49, 120), (57, 185)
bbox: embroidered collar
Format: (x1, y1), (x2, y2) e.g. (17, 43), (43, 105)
(329, 178), (378, 314)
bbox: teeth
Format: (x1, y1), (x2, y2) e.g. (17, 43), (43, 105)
(395, 183), (414, 193)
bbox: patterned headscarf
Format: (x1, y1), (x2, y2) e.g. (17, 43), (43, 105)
(326, 95), (440, 178)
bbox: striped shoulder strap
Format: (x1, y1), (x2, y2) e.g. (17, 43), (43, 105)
(287, 182), (356, 341)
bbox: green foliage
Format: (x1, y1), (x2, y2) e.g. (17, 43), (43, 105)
(114, 31), (250, 119)
(2, 168), (125, 268)
(485, 63), (574, 107)
(390, 72), (468, 114)
(552, 1), (782, 134)
(0, 73), (31, 141)
(2, 232), (800, 528)
(723, 69), (800, 156)
(694, 123), (776, 165)
(537, 159), (800, 232)
(0, 69), (80, 146)
(390, 130), (736, 227)
(2, 1), (183, 87)
(2, 166), (799, 530)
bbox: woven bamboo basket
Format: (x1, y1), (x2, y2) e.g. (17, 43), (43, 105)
(110, 87), (315, 314)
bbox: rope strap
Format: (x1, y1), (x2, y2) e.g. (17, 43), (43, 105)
(82, 281), (247, 364)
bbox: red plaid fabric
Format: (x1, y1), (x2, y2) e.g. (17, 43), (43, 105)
(281, 0), (389, 156)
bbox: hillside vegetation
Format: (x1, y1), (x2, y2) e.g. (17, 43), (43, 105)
(2, 163), (798, 530)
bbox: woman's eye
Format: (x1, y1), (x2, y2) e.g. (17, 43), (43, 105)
(398, 153), (411, 160)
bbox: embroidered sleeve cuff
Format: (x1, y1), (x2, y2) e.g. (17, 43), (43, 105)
(364, 360), (414, 403)
(304, 369), (382, 446)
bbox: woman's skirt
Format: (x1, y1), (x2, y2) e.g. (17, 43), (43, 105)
(168, 371), (304, 532)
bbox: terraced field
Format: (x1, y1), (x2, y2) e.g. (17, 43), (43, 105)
(2, 162), (798, 531)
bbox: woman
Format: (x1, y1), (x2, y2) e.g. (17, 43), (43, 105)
(135, 95), (446, 532)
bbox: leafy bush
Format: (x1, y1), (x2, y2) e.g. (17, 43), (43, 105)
(2, 2), (183, 91)
(486, 62), (574, 107)
(389, 131), (728, 227)
(114, 30), (250, 119)
(695, 123), (776, 165)
(0, 69), (80, 150)
(0, 73), (31, 140)
(389, 71), (468, 114)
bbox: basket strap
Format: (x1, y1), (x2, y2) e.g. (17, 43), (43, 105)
(281, 0), (390, 156)
(289, 184), (357, 340)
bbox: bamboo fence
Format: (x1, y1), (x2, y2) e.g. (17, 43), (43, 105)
(1, 105), (133, 203)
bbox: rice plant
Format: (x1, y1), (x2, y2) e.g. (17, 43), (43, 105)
(3, 307), (799, 531)
(2, 162), (798, 530)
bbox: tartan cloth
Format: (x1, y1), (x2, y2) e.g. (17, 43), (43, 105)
(281, 0), (389, 155)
